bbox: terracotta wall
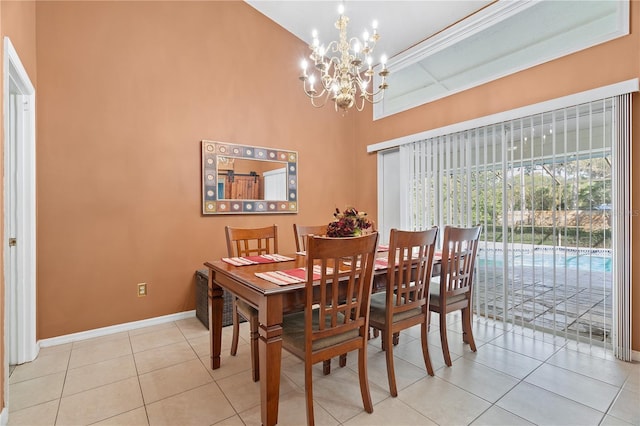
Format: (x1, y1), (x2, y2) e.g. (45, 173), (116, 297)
(4, 0), (640, 351)
(34, 1), (355, 338)
(352, 2), (640, 351)
(1, 0), (37, 411)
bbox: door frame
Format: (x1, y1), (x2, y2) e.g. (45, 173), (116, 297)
(3, 36), (37, 392)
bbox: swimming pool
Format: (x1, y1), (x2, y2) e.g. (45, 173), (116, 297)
(476, 249), (612, 272)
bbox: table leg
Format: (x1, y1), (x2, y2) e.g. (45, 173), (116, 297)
(208, 269), (224, 370)
(259, 294), (283, 426)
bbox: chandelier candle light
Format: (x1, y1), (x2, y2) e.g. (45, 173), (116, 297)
(299, 4), (389, 112)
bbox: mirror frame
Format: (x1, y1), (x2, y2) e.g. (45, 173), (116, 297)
(201, 140), (298, 214)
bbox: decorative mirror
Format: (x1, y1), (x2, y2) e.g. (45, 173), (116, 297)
(201, 140), (298, 214)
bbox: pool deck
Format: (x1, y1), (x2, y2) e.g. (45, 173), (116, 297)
(474, 264), (612, 343)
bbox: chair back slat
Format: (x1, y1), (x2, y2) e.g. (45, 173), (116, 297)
(293, 224), (328, 252)
(225, 225), (278, 257)
(439, 225), (482, 298)
(386, 228), (439, 316)
(305, 233), (378, 347)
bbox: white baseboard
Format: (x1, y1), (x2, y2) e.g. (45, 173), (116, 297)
(633, 349), (640, 362)
(0, 406), (7, 426)
(38, 310), (196, 348)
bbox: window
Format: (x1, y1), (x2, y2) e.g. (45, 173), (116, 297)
(375, 1), (629, 119)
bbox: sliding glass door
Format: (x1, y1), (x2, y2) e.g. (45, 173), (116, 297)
(388, 96), (630, 355)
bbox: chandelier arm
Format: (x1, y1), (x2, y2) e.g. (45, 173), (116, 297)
(355, 74), (372, 90)
(303, 87), (328, 100)
(358, 77), (387, 97)
(310, 90), (333, 108)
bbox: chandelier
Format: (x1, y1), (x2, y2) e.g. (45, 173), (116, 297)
(299, 4), (389, 112)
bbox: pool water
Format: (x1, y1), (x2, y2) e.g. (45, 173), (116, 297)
(477, 251), (612, 272)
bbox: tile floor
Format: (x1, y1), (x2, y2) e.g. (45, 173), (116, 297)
(6, 313), (640, 425)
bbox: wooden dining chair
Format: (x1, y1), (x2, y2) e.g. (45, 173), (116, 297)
(293, 224), (328, 252)
(293, 223), (338, 375)
(369, 227), (439, 396)
(282, 232), (379, 426)
(428, 224), (482, 367)
(225, 224), (278, 382)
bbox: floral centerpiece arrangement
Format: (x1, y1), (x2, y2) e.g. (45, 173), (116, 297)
(326, 207), (373, 237)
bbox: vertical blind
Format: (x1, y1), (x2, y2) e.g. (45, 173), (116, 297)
(399, 96), (631, 358)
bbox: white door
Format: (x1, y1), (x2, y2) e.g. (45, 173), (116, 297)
(3, 37), (37, 373)
(263, 167), (287, 200)
(6, 90), (18, 365)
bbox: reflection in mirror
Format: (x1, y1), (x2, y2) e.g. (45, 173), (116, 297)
(216, 158), (287, 201)
(201, 140), (298, 215)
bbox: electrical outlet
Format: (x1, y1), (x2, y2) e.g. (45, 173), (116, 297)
(138, 283), (147, 297)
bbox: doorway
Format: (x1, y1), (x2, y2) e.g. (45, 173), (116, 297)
(3, 37), (37, 384)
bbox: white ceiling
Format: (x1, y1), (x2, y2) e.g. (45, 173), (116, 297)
(245, 1), (629, 119)
(245, 1), (493, 61)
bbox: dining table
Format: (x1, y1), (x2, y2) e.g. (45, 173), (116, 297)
(204, 249), (439, 426)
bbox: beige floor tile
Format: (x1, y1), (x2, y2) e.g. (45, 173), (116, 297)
(238, 388), (339, 426)
(344, 396), (436, 426)
(216, 368), (298, 414)
(564, 341), (619, 360)
(212, 414), (246, 426)
(215, 371), (260, 413)
(9, 350), (70, 384)
(8, 372), (64, 412)
(135, 340), (198, 374)
(279, 352), (328, 389)
(146, 382), (235, 425)
(128, 322), (177, 337)
(623, 366), (640, 391)
(68, 337), (132, 369)
(6, 400), (59, 426)
(496, 382), (604, 425)
(547, 348), (632, 386)
(470, 406), (535, 425)
(599, 414), (635, 426)
(57, 377), (143, 425)
(203, 349), (254, 381)
(94, 407), (149, 425)
(518, 327), (568, 346)
(490, 331), (562, 361)
(399, 376), (491, 425)
(524, 363), (619, 412)
(436, 356), (519, 402)
(130, 326), (187, 353)
(469, 318), (508, 342)
(463, 343), (542, 379)
(608, 387), (640, 425)
(427, 327), (477, 357)
(361, 349), (428, 395)
(193, 324), (241, 357)
(189, 334), (211, 358)
(392, 338), (454, 373)
(308, 366), (389, 423)
(139, 359), (213, 404)
(7, 316), (636, 426)
(72, 331), (130, 349)
(175, 317), (209, 340)
(63, 354), (137, 396)
(37, 343), (72, 356)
